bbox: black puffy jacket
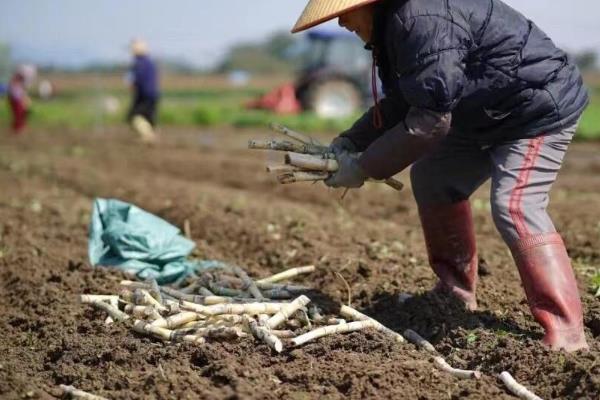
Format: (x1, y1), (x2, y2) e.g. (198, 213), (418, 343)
(343, 0), (588, 147)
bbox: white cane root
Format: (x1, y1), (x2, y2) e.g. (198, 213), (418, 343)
(498, 371), (543, 400)
(433, 357), (481, 379)
(59, 385), (108, 400)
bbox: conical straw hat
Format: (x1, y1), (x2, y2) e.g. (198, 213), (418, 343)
(292, 0), (380, 33)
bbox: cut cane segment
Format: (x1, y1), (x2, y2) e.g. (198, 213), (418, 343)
(265, 295), (311, 329)
(180, 301), (285, 316)
(498, 371), (543, 400)
(91, 301), (129, 322)
(339, 305), (405, 343)
(244, 316), (283, 353)
(291, 320), (376, 346)
(230, 264), (263, 300)
(269, 122), (325, 147)
(59, 385), (108, 400)
(79, 294), (120, 304)
(249, 139), (326, 155)
(433, 357), (481, 379)
(257, 265), (316, 284)
(277, 171), (329, 184)
(285, 152), (338, 172)
(403, 329), (437, 353)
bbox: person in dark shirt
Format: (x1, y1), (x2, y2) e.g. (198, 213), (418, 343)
(128, 39), (159, 143)
(292, 0), (589, 352)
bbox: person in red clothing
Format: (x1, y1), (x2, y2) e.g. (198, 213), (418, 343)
(7, 65), (35, 134)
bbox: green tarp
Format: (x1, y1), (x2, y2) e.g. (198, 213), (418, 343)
(88, 198), (220, 284)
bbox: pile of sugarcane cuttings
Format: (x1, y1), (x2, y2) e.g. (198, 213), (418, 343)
(81, 264), (409, 353)
(82, 265), (543, 399)
(248, 123), (404, 191)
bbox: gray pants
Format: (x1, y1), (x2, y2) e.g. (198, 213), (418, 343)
(410, 124), (577, 244)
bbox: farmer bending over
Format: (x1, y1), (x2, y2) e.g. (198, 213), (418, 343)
(292, 0), (589, 352)
(127, 39), (160, 143)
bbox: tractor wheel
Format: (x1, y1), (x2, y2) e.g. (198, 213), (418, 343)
(305, 80), (361, 118)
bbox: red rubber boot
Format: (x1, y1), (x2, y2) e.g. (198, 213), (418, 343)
(418, 201), (478, 311)
(510, 233), (589, 352)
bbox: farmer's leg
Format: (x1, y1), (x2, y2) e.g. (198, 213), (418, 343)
(9, 98), (27, 134)
(489, 124), (588, 351)
(129, 96), (157, 143)
(411, 134), (491, 310)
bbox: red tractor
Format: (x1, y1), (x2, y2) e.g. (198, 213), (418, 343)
(248, 30), (377, 118)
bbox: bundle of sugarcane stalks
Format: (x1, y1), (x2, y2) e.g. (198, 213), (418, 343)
(249, 123), (404, 191)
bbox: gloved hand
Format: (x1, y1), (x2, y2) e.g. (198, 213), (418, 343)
(325, 151), (368, 188)
(328, 136), (357, 157)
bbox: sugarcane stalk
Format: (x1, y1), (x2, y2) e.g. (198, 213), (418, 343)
(59, 385), (108, 400)
(152, 311), (200, 329)
(191, 326), (246, 339)
(266, 164), (302, 173)
(257, 265), (316, 284)
(265, 295), (311, 329)
(79, 295), (120, 304)
(260, 288), (295, 299)
(180, 279), (203, 294)
(433, 357), (481, 379)
(124, 304), (154, 318)
(244, 316), (283, 353)
(207, 281), (245, 297)
(270, 329), (296, 338)
(146, 278), (163, 304)
(120, 280), (151, 289)
(132, 320), (176, 341)
(257, 282), (311, 292)
(269, 123), (325, 147)
(249, 139), (326, 155)
(498, 371), (543, 400)
(339, 305), (405, 343)
(292, 320), (376, 346)
(91, 301), (129, 322)
(180, 301), (285, 316)
(230, 264), (264, 300)
(285, 152), (338, 172)
(198, 287), (214, 296)
(181, 335), (206, 345)
(403, 329), (437, 353)
(277, 171), (330, 184)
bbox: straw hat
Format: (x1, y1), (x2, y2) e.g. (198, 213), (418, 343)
(292, 0), (380, 33)
(130, 39), (149, 56)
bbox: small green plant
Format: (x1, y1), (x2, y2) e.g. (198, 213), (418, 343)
(466, 332), (478, 344)
(591, 271), (600, 297)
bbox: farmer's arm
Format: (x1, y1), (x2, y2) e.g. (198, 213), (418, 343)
(338, 94), (410, 151)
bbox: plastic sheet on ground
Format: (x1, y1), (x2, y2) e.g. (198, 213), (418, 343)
(88, 198), (221, 284)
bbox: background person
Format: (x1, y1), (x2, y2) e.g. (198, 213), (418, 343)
(7, 64), (36, 134)
(127, 39), (159, 143)
(292, 0), (590, 352)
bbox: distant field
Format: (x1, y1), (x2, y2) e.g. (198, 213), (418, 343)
(2, 71), (599, 138)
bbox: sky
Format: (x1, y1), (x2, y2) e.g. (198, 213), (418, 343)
(1, 0), (599, 68)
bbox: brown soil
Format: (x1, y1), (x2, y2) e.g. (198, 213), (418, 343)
(0, 127), (598, 399)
